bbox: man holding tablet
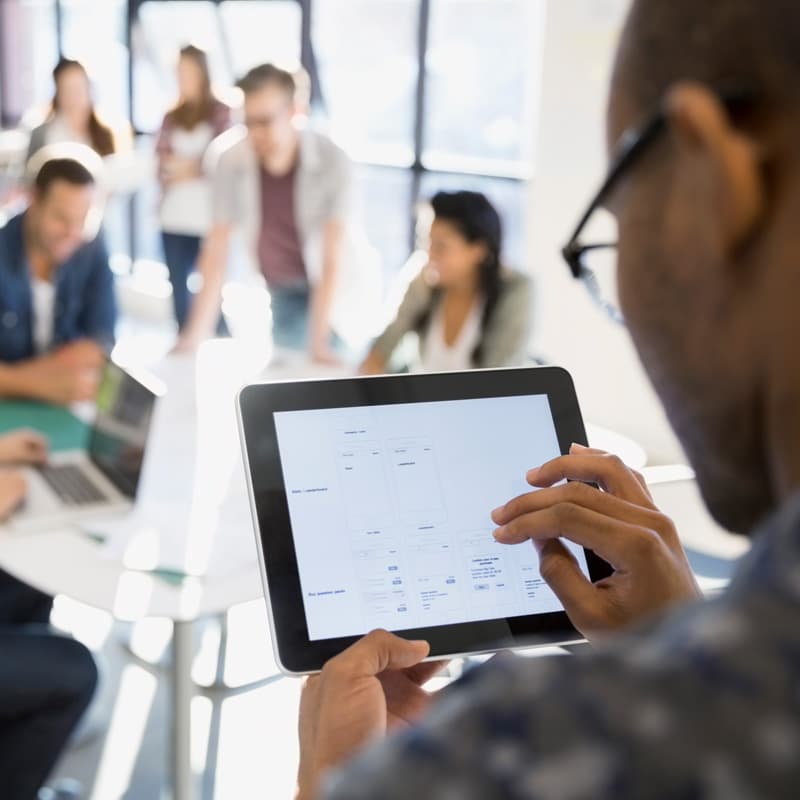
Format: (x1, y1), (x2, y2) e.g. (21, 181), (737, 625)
(293, 1), (800, 797)
(240, 368), (627, 671)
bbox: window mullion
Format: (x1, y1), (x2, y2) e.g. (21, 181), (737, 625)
(410, 0), (431, 250)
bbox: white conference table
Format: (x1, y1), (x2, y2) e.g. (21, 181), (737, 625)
(0, 347), (742, 799)
(0, 340), (327, 800)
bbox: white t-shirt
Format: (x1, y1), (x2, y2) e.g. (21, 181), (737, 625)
(32, 278), (55, 353)
(420, 300), (484, 373)
(159, 122), (215, 236)
(44, 116), (92, 149)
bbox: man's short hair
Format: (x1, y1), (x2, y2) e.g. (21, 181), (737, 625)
(34, 158), (95, 196)
(620, 0), (800, 114)
(26, 142), (103, 196)
(236, 63), (296, 99)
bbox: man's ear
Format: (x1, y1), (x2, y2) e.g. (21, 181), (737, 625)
(664, 81), (765, 256)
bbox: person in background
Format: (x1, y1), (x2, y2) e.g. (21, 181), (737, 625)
(0, 429), (97, 800)
(27, 58), (117, 163)
(175, 63), (354, 362)
(0, 152), (116, 405)
(155, 45), (232, 331)
(361, 191), (532, 374)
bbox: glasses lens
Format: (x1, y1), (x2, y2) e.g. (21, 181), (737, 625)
(577, 210), (622, 323)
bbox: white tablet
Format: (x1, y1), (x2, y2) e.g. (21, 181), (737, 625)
(237, 367), (611, 674)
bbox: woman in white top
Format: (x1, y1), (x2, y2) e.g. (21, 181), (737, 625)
(155, 45), (231, 330)
(361, 191), (533, 374)
(27, 58), (117, 162)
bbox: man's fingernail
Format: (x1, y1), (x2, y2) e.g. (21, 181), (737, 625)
(491, 505), (504, 519)
(570, 442), (588, 452)
(493, 527), (510, 542)
(526, 466), (540, 479)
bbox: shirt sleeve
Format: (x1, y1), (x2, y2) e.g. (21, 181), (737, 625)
(154, 115), (173, 161)
(79, 234), (117, 352)
(479, 272), (534, 368)
(210, 145), (241, 227)
(370, 273), (433, 363)
(322, 588), (779, 800)
(210, 101), (233, 138)
(323, 652), (645, 800)
(322, 655), (607, 800)
(324, 146), (354, 223)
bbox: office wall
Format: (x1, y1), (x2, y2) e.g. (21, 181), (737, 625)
(528, 0), (685, 464)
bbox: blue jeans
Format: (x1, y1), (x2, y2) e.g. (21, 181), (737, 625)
(0, 628), (97, 799)
(161, 232), (201, 330)
(269, 284), (311, 351)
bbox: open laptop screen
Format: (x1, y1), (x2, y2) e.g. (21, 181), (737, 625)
(88, 362), (157, 498)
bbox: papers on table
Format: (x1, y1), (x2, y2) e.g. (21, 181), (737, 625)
(87, 460), (258, 581)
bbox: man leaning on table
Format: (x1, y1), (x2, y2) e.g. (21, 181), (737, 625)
(174, 63), (356, 362)
(0, 147), (116, 406)
(295, 1), (800, 798)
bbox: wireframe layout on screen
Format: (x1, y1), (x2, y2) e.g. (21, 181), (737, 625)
(274, 393), (590, 641)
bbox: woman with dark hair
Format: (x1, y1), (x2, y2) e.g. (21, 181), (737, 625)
(156, 45), (231, 330)
(361, 191), (532, 374)
(27, 58), (117, 161)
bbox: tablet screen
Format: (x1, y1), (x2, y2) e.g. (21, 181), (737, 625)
(273, 393), (589, 641)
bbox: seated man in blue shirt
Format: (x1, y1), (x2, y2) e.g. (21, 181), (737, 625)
(295, 1), (800, 798)
(0, 430), (97, 800)
(0, 153), (116, 406)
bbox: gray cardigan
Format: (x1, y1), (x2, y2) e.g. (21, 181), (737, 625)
(372, 268), (533, 369)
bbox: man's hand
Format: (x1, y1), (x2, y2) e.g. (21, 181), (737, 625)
(160, 156), (201, 185)
(492, 444), (702, 640)
(297, 630), (444, 800)
(0, 430), (48, 465)
(171, 332), (201, 355)
(0, 471), (28, 521)
(6, 357), (99, 405)
(52, 339), (105, 369)
(309, 341), (342, 367)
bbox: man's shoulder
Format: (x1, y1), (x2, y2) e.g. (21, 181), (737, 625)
(0, 212), (25, 268)
(300, 127), (350, 171)
(497, 269), (532, 299)
(0, 210), (24, 239)
(59, 230), (110, 279)
(329, 590), (800, 798)
(209, 125), (251, 173)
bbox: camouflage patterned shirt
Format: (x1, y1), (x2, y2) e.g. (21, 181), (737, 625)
(325, 495), (800, 799)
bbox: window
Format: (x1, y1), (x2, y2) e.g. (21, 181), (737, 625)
(61, 0), (129, 128)
(0, 0), (59, 125)
(219, 1), (302, 77)
(313, 0), (418, 166)
(1, 0), (543, 280)
(423, 0), (541, 176)
(354, 165), (414, 278)
(313, 0), (542, 277)
(133, 1), (230, 133)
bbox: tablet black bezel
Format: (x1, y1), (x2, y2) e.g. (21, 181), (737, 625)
(238, 366), (612, 674)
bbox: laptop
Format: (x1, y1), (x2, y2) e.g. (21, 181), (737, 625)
(11, 361), (162, 532)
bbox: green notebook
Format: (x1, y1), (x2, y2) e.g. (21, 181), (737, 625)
(0, 401), (89, 452)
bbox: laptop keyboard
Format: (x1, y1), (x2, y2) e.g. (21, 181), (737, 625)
(39, 464), (109, 506)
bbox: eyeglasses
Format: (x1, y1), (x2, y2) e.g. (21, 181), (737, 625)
(561, 87), (754, 324)
(243, 107), (292, 130)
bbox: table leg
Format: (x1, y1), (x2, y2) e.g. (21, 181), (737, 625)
(170, 620), (194, 800)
